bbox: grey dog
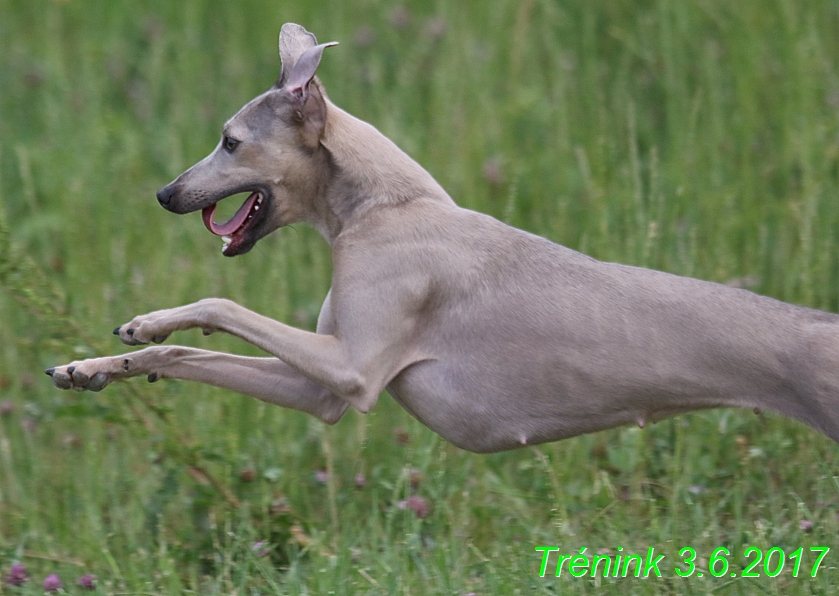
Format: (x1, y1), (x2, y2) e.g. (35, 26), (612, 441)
(47, 23), (839, 453)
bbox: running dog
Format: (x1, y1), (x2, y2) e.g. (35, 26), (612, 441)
(47, 23), (839, 452)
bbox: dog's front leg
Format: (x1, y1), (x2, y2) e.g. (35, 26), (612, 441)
(113, 298), (231, 346)
(112, 297), (383, 411)
(46, 346), (350, 423)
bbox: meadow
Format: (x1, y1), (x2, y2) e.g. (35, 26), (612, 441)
(1, 0), (839, 593)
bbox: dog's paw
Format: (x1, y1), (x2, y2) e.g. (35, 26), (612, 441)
(45, 361), (112, 392)
(114, 314), (171, 346)
(113, 301), (223, 345)
(46, 353), (164, 392)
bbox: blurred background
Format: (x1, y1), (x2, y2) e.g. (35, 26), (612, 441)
(1, 0), (838, 593)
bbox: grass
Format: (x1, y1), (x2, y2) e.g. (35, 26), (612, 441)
(1, 0), (839, 593)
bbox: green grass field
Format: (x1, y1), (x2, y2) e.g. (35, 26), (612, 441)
(2, 0), (839, 593)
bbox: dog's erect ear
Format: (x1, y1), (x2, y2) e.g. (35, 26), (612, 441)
(274, 24), (337, 148)
(281, 41), (337, 148)
(278, 23), (318, 88)
(282, 41), (338, 104)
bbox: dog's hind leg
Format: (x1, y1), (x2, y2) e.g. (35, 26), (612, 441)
(46, 346), (350, 424)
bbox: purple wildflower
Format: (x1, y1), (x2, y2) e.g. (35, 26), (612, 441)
(314, 469), (330, 484)
(800, 519), (814, 532)
(4, 563), (28, 586)
(398, 496), (430, 518)
(0, 400), (14, 417)
(43, 573), (62, 591)
(354, 473), (366, 488)
(76, 574), (97, 590)
(408, 495), (430, 518)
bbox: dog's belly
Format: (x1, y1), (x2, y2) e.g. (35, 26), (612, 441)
(385, 358), (635, 453)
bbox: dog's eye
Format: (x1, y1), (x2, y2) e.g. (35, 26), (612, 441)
(222, 135), (240, 153)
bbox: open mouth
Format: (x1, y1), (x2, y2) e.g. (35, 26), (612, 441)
(201, 191), (266, 255)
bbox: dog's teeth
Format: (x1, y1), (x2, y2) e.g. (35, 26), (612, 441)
(222, 243), (229, 253)
(254, 205), (259, 211)
(257, 195), (264, 204)
(222, 235), (232, 243)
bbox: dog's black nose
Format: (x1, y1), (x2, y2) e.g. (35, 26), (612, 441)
(156, 185), (175, 209)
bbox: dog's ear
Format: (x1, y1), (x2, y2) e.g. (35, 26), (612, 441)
(282, 41), (338, 103)
(277, 23), (318, 88)
(282, 41), (338, 148)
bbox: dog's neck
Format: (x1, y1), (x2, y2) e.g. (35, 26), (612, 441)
(310, 99), (454, 244)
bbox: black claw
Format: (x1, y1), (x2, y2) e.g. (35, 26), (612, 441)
(126, 328), (134, 336)
(123, 358), (131, 371)
(113, 327), (121, 335)
(67, 366), (75, 374)
(148, 372), (159, 383)
(44, 367), (55, 377)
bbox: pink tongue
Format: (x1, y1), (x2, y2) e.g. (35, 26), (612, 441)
(202, 192), (259, 236)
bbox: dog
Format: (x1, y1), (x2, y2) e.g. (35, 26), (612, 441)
(47, 23), (839, 453)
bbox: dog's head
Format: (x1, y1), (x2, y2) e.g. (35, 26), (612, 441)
(156, 24), (337, 256)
